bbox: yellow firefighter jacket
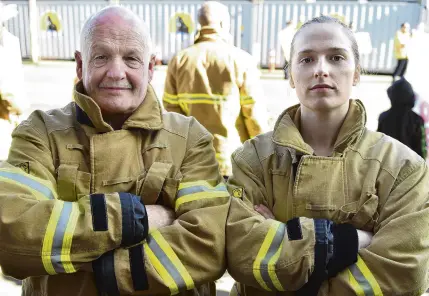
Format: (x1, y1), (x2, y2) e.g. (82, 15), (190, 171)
(0, 82), (230, 295)
(163, 26), (269, 176)
(226, 100), (429, 295)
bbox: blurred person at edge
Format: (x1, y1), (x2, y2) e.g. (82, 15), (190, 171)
(0, 1), (28, 160)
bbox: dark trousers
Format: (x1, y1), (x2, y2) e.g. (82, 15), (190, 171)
(392, 58), (408, 78)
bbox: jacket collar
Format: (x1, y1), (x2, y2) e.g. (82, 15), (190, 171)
(272, 99), (367, 155)
(73, 81), (163, 133)
(194, 26), (229, 44)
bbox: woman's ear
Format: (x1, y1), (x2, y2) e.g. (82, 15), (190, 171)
(353, 67), (361, 86)
(289, 75), (295, 89)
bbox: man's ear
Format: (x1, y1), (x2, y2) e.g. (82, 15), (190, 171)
(148, 54), (156, 83)
(75, 51), (83, 80)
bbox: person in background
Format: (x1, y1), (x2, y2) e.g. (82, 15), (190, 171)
(163, 1), (269, 178)
(225, 16), (429, 295)
(378, 78), (427, 159)
(392, 22), (411, 82)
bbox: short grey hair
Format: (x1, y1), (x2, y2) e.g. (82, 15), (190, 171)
(197, 1), (230, 27)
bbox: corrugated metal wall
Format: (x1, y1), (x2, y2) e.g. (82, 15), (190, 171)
(255, 1), (421, 72)
(2, 0), (423, 72)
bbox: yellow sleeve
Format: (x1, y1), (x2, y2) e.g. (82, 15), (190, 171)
(236, 60), (269, 141)
(0, 117), (149, 280)
(328, 162), (429, 295)
(109, 118), (229, 295)
(162, 56), (186, 115)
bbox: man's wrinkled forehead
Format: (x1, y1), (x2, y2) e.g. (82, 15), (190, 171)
(88, 22), (145, 45)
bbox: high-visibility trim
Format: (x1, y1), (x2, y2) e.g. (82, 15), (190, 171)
(240, 96), (255, 105)
(163, 92), (228, 105)
(61, 203), (79, 273)
(144, 230), (194, 295)
(163, 96), (179, 105)
(348, 255), (383, 296)
(42, 201), (78, 275)
(42, 201), (64, 275)
(348, 269), (365, 296)
(178, 180), (217, 190)
(253, 222), (286, 291)
(175, 182), (229, 211)
(0, 170), (56, 200)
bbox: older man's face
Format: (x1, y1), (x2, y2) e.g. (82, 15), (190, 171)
(77, 19), (154, 116)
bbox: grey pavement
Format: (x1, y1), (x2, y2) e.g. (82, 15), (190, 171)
(0, 61), (395, 295)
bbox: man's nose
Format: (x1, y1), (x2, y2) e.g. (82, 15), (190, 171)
(106, 57), (126, 80)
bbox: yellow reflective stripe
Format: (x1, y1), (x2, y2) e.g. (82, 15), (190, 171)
(0, 176), (47, 201)
(175, 191), (229, 211)
(61, 203), (79, 273)
(178, 93), (225, 99)
(0, 169), (57, 200)
(178, 180), (217, 190)
(356, 256), (383, 295)
(145, 230), (194, 294)
(164, 92), (178, 99)
(163, 97), (179, 104)
(253, 223), (279, 291)
(144, 243), (179, 294)
(152, 231), (194, 290)
(267, 242), (284, 291)
(240, 96), (255, 105)
(42, 201), (64, 275)
(348, 269), (365, 296)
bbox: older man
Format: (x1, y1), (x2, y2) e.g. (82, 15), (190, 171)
(163, 1), (269, 177)
(0, 6), (229, 296)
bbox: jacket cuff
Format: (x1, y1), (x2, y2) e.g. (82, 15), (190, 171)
(327, 223), (358, 278)
(92, 250), (120, 296)
(296, 219), (331, 295)
(118, 193), (149, 247)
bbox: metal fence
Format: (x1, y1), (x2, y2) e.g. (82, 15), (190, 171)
(3, 0), (424, 72)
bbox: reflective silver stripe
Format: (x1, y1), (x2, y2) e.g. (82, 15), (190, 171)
(177, 184), (227, 198)
(51, 202), (73, 273)
(260, 224), (285, 291)
(147, 236), (187, 290)
(349, 264), (374, 296)
(0, 171), (54, 200)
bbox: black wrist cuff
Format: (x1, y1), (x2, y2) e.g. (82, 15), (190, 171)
(327, 223), (358, 278)
(119, 193), (149, 247)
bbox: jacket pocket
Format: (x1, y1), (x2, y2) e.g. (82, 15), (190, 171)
(350, 193), (379, 231)
(57, 164), (91, 201)
(294, 157), (346, 218)
(334, 194), (379, 231)
(136, 162), (178, 206)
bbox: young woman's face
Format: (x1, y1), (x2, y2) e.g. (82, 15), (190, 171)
(290, 23), (359, 113)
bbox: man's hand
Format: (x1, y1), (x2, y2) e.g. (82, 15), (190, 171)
(254, 204), (275, 219)
(146, 205), (175, 231)
(357, 229), (373, 249)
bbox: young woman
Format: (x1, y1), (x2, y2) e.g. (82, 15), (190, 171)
(226, 16), (429, 296)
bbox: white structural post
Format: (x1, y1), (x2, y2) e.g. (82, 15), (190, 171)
(28, 0), (39, 63)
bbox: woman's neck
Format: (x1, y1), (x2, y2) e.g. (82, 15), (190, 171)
(299, 102), (350, 156)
